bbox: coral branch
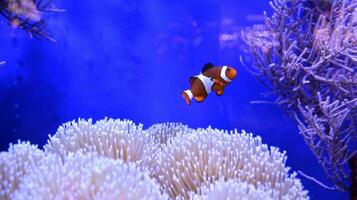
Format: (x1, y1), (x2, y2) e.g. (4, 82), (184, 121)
(298, 170), (338, 191)
(242, 0), (357, 192)
(350, 154), (357, 200)
(0, 0), (63, 41)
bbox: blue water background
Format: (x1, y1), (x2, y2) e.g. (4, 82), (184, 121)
(0, 0), (347, 199)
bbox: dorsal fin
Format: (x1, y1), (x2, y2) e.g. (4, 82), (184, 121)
(201, 63), (214, 73)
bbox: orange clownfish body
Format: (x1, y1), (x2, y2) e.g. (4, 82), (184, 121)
(181, 63), (237, 105)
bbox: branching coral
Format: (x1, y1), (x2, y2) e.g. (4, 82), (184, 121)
(12, 152), (167, 200)
(0, 141), (45, 200)
(350, 154), (357, 199)
(242, 0), (357, 191)
(153, 127), (308, 199)
(0, 0), (64, 41)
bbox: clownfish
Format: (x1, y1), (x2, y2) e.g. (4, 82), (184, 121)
(181, 63), (237, 105)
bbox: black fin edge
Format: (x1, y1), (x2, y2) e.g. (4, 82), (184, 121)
(201, 63), (214, 73)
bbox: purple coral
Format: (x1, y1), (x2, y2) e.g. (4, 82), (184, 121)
(242, 0), (356, 192)
(0, 0), (64, 41)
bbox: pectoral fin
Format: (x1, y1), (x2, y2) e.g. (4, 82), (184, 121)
(211, 77), (224, 86)
(216, 89), (224, 96)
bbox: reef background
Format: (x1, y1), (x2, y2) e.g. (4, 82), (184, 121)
(0, 0), (347, 199)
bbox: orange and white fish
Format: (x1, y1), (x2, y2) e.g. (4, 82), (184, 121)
(181, 63), (237, 105)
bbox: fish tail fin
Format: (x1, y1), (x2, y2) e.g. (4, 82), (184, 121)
(181, 90), (193, 105)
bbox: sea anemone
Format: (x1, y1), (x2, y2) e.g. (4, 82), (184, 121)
(146, 122), (191, 145)
(12, 152), (168, 200)
(145, 122), (192, 175)
(0, 141), (45, 200)
(1, 118), (309, 199)
(190, 179), (305, 200)
(154, 127), (308, 199)
(44, 118), (157, 168)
